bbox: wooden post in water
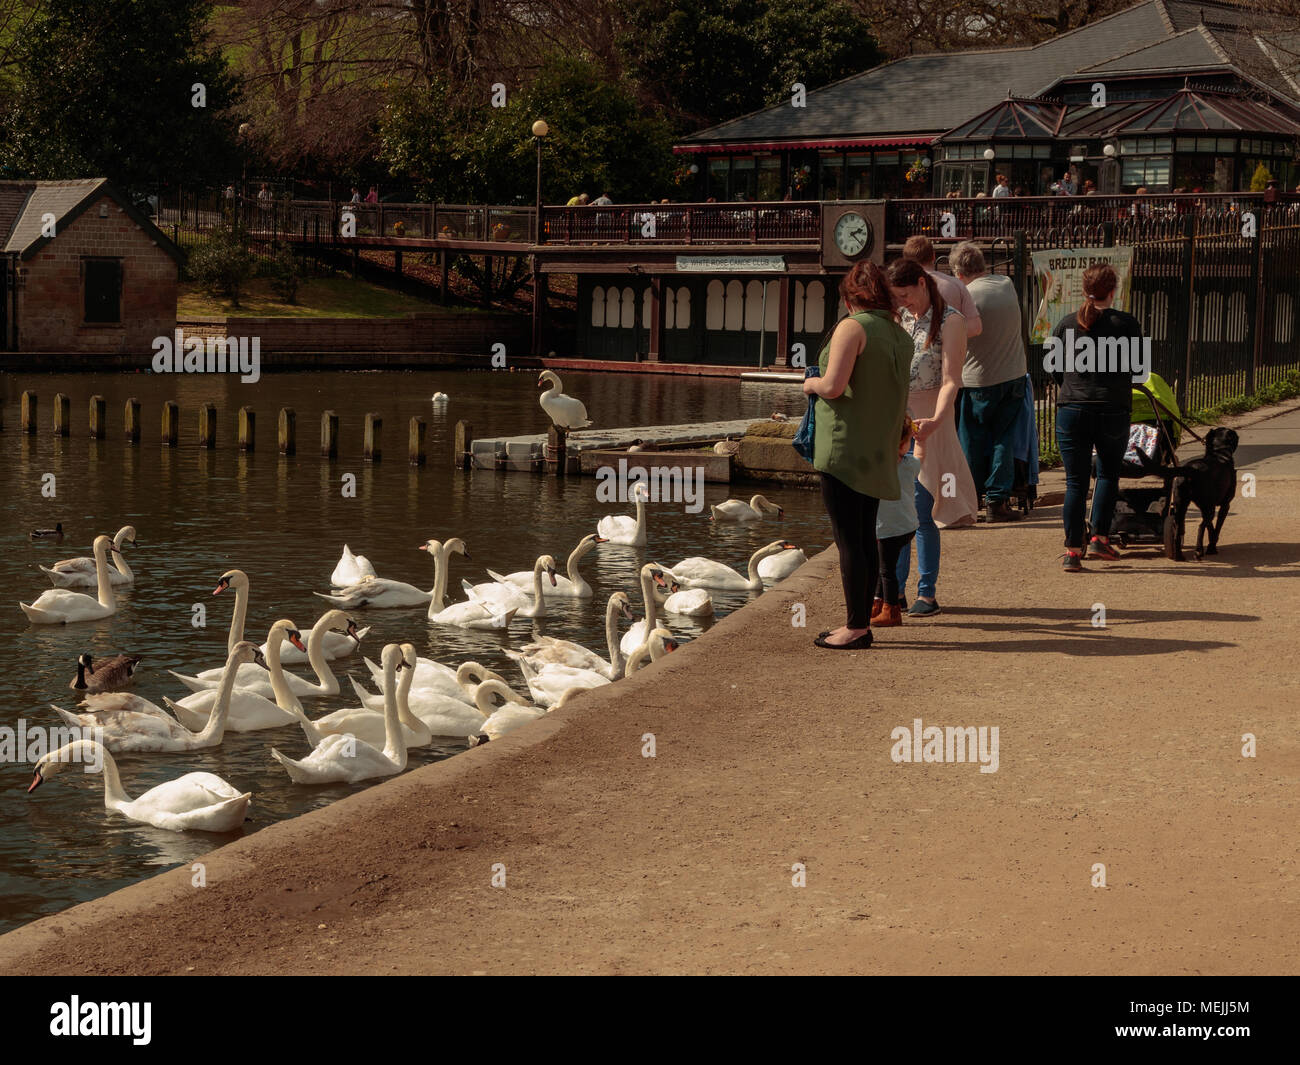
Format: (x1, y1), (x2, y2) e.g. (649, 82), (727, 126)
(364, 413), (381, 462)
(88, 395), (106, 439)
(199, 404), (217, 448)
(453, 420), (473, 469)
(547, 425), (567, 477)
(124, 399), (141, 443)
(408, 416), (426, 466)
(53, 393), (70, 437)
(279, 408), (296, 455)
(238, 407), (255, 451)
(162, 401), (179, 446)
(21, 391), (37, 434)
(321, 411), (339, 458)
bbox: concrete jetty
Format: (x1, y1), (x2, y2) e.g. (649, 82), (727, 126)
(469, 418), (757, 471)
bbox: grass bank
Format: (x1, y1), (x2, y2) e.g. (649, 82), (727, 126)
(178, 277), (448, 319)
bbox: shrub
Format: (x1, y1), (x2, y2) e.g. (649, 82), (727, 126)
(1250, 163), (1274, 192)
(188, 219), (253, 305)
(266, 243), (302, 304)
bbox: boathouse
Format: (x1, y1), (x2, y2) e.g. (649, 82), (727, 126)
(0, 179), (183, 353)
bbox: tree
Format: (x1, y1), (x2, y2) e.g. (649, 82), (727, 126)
(617, 0), (881, 130)
(0, 0), (239, 186)
(1250, 162), (1275, 191)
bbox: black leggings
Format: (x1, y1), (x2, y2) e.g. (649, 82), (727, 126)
(876, 532), (915, 603)
(820, 473), (881, 629)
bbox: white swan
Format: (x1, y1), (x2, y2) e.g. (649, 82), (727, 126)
(261, 607), (368, 665)
(331, 544), (376, 587)
(431, 392), (449, 403)
(316, 538), (469, 611)
(29, 739), (250, 833)
(271, 643), (410, 785)
(20, 535), (118, 623)
(301, 642), (432, 749)
(40, 525), (137, 588)
(652, 566), (714, 617)
(620, 564), (673, 658)
(710, 494), (783, 522)
(514, 592), (634, 678)
(512, 653), (610, 708)
(470, 680), (545, 742)
(355, 656), (496, 709)
(49, 643), (265, 753)
(624, 627), (678, 675)
(757, 546), (807, 582)
(167, 620), (309, 732)
(669, 540), (798, 591)
(426, 538), (516, 629)
(486, 533), (604, 599)
(538, 369), (591, 429)
(463, 555), (558, 618)
(171, 609), (353, 699)
(390, 662), (505, 737)
(597, 481), (649, 546)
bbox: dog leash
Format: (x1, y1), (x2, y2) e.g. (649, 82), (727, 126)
(1133, 384), (1205, 444)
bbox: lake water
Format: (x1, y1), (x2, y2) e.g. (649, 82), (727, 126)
(0, 368), (825, 935)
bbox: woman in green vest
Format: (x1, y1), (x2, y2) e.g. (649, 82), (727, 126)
(802, 261), (912, 650)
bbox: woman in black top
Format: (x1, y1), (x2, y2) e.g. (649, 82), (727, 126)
(1050, 263), (1144, 571)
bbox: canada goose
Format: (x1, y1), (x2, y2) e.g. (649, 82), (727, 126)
(71, 652), (142, 693)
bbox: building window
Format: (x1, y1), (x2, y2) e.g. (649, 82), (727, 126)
(706, 280), (725, 329)
(83, 258), (122, 324)
(757, 156), (782, 201)
(642, 288), (653, 329)
(674, 287), (691, 329)
(620, 286), (635, 329)
(707, 158), (729, 201)
(731, 157), (756, 201)
(724, 280), (744, 330)
(591, 285), (606, 327)
(846, 154), (872, 198)
(1121, 156), (1171, 190)
(820, 153), (844, 200)
(804, 281), (825, 334)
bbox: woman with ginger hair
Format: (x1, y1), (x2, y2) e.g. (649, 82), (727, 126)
(886, 257), (979, 617)
(802, 260), (912, 650)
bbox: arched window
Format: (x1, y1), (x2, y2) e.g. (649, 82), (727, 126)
(642, 287), (653, 330)
(793, 281), (807, 333)
(676, 288), (691, 329)
(764, 281), (780, 332)
(724, 280), (744, 331)
(744, 280), (765, 332)
(805, 281), (826, 334)
(621, 287), (635, 329)
(592, 285), (606, 328)
(706, 281), (725, 330)
(605, 286), (620, 329)
(665, 287), (676, 329)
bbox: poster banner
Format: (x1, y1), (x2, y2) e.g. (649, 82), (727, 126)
(1030, 247), (1134, 343)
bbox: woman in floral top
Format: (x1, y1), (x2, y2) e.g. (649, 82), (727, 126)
(884, 258), (980, 617)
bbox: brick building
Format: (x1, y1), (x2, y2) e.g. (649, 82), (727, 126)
(0, 179), (183, 353)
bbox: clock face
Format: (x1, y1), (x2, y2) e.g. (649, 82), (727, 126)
(834, 212), (870, 257)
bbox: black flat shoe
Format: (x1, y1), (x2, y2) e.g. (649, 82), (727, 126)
(816, 630), (833, 639)
(814, 630), (873, 650)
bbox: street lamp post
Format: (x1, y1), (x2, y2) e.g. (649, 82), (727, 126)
(532, 119), (549, 243)
(531, 119), (550, 356)
(237, 123), (251, 204)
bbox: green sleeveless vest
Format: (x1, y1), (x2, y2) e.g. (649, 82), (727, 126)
(812, 309), (911, 500)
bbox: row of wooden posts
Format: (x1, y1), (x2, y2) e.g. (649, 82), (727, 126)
(10, 391), (430, 464)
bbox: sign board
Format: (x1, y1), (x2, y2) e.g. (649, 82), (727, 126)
(675, 255), (785, 273)
(1030, 247), (1135, 343)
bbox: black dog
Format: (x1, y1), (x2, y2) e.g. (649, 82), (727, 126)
(1145, 426), (1239, 560)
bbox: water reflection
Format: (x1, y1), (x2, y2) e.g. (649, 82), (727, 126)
(0, 369), (819, 934)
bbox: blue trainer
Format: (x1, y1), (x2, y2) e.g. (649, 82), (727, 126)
(907, 598), (941, 617)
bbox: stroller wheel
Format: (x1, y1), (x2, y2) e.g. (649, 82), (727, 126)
(1163, 512), (1183, 561)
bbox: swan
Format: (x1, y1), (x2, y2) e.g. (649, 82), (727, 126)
(624, 627), (678, 675)
(597, 481), (649, 546)
(470, 679), (546, 742)
(70, 653), (142, 693)
(317, 538), (469, 611)
(621, 564), (674, 658)
(538, 369), (591, 429)
(261, 607), (368, 665)
(426, 539), (516, 629)
(171, 610), (355, 699)
(20, 535), (118, 623)
(301, 643), (432, 748)
(669, 539), (799, 592)
(462, 555), (558, 618)
(271, 644), (411, 785)
(757, 546), (807, 582)
(356, 656), (495, 709)
(49, 643), (266, 753)
(652, 566), (714, 617)
(709, 494), (783, 522)
(331, 544), (376, 587)
(514, 592), (635, 678)
(29, 739), (250, 833)
(41, 525), (137, 588)
(353, 661), (504, 731)
(167, 620), (310, 732)
(511, 653), (610, 708)
(485, 533), (604, 599)
(431, 392), (449, 403)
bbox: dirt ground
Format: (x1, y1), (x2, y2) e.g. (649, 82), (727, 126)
(2, 402), (1298, 975)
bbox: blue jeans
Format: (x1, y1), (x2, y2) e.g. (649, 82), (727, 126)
(895, 473), (938, 599)
(1056, 404), (1129, 549)
(958, 378), (1025, 503)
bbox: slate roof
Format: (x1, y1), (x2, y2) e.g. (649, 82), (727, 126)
(0, 178), (183, 263)
(678, 0), (1300, 149)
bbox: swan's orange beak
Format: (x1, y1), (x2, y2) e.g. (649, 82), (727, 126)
(27, 770), (43, 794)
(547, 567), (558, 586)
(288, 630), (307, 652)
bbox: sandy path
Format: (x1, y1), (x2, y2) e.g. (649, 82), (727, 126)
(2, 405), (1297, 975)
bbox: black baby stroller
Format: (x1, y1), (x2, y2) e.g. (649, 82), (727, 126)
(1106, 372), (1199, 559)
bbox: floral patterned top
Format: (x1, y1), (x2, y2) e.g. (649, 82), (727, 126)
(901, 304), (963, 392)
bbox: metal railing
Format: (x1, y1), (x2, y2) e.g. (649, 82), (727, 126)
(539, 202), (822, 245)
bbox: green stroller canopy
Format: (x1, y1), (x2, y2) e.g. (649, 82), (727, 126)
(1131, 372), (1181, 444)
